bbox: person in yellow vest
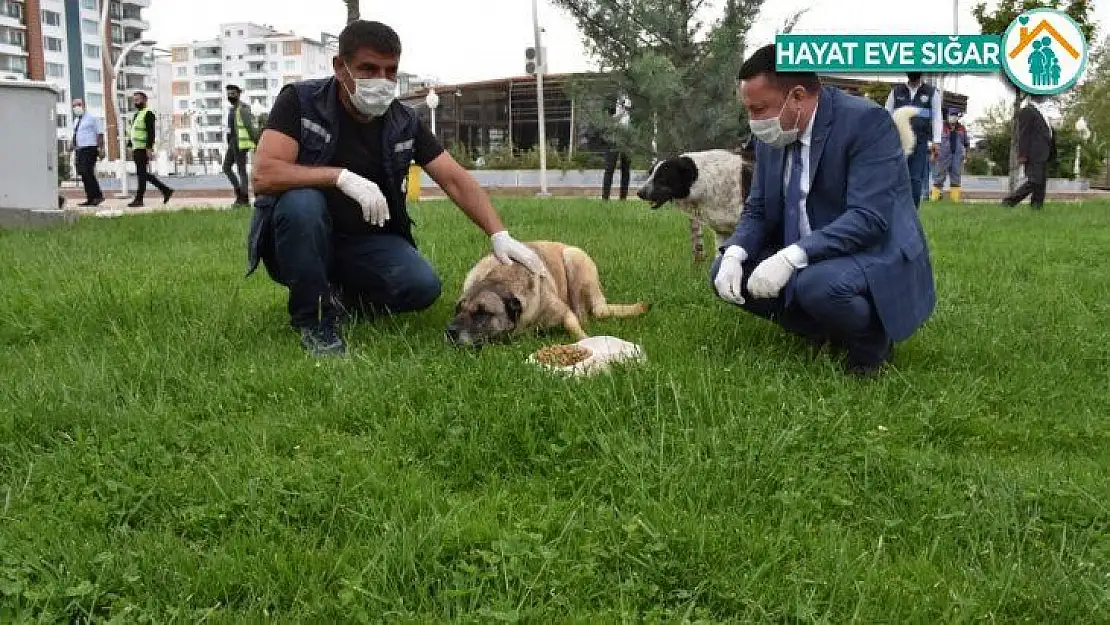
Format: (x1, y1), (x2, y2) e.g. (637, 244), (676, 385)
(126, 91), (174, 207)
(223, 85), (259, 206)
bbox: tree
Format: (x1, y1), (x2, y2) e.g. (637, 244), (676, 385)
(344, 0), (359, 24)
(859, 81), (893, 106)
(1062, 36), (1110, 167)
(971, 0), (1095, 191)
(555, 0), (764, 162)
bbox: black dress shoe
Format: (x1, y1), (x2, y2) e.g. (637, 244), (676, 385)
(845, 341), (894, 377)
(162, 189), (174, 204)
(127, 200), (143, 207)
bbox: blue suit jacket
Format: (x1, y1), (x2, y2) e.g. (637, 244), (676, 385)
(722, 86), (936, 342)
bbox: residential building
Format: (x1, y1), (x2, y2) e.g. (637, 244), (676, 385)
(167, 22), (337, 160)
(0, 0), (155, 157)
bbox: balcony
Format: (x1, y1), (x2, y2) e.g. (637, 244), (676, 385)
(122, 0), (151, 8)
(245, 44), (267, 57)
(194, 46), (222, 60)
(119, 16), (149, 31)
(0, 42), (23, 57)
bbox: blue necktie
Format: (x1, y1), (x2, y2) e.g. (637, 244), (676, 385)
(783, 142), (804, 305)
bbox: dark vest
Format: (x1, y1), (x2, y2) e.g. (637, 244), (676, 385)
(891, 82), (936, 142)
(246, 77), (420, 279)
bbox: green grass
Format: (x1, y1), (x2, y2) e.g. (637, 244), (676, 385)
(1, 198), (1108, 623)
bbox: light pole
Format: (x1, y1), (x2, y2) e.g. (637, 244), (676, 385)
(108, 37), (156, 197)
(425, 87), (439, 135)
(1074, 117), (1090, 178)
(531, 0), (549, 196)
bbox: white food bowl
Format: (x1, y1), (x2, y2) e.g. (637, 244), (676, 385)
(528, 335), (646, 377)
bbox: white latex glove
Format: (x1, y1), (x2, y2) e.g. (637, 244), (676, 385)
(336, 169), (389, 227)
(747, 244), (808, 299)
(490, 230), (548, 276)
(713, 245), (748, 305)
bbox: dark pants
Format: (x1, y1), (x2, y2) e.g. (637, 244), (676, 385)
(710, 247), (892, 365)
(602, 149), (630, 200)
(75, 146), (102, 202)
(906, 138), (929, 209)
(1003, 161), (1047, 208)
(132, 148), (171, 201)
(271, 188), (442, 328)
(223, 148), (250, 202)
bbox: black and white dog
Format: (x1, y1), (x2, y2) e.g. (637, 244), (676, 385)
(637, 149), (750, 262)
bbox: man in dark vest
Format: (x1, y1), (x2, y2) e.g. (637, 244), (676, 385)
(885, 72), (942, 208)
(247, 20), (546, 356)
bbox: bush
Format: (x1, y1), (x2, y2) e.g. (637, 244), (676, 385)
(964, 154), (991, 175)
(447, 142), (654, 172)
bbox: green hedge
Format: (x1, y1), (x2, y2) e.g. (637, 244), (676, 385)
(447, 142), (653, 172)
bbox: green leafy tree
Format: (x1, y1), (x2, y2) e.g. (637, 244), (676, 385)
(859, 81), (893, 106)
(555, 0), (764, 161)
(971, 0), (1095, 190)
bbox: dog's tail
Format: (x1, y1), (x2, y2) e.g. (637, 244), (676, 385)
(892, 106), (918, 157)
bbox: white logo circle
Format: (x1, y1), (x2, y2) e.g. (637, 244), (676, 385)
(1002, 9), (1088, 95)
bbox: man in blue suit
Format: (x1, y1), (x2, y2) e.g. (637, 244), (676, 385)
(712, 44), (936, 375)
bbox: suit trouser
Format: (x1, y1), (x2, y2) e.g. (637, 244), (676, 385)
(1004, 161), (1047, 207)
(132, 149), (171, 201)
(223, 148), (250, 201)
(271, 189), (442, 328)
(906, 139), (929, 209)
(75, 146), (102, 201)
(602, 149), (630, 200)
(710, 246), (892, 365)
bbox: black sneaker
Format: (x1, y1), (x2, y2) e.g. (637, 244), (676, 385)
(162, 189), (174, 204)
(299, 322), (346, 357)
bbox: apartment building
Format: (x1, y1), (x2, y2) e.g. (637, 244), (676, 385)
(167, 22), (338, 160)
(0, 0), (154, 155)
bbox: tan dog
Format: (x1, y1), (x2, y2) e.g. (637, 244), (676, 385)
(446, 241), (649, 347)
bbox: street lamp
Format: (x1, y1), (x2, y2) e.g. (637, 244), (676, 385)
(104, 37), (156, 197)
(531, 0), (549, 197)
(1074, 116), (1091, 178)
(425, 87), (439, 135)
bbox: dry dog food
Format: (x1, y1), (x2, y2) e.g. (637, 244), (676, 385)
(534, 344), (592, 367)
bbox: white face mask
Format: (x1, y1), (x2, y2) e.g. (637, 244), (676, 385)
(73, 106), (84, 116)
(749, 93), (802, 148)
(947, 115), (958, 124)
(342, 60), (396, 118)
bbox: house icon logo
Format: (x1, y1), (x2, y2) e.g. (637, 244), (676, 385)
(1001, 8), (1088, 95)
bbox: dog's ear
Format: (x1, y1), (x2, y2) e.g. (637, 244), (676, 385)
(677, 156), (699, 186)
(502, 293), (523, 322)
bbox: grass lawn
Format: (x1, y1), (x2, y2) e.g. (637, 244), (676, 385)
(1, 198), (1108, 622)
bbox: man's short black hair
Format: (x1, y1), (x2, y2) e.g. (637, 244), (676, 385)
(133, 91), (147, 99)
(226, 84), (241, 92)
(737, 43), (821, 93)
(339, 20), (402, 59)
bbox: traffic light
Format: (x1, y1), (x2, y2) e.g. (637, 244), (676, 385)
(525, 46), (546, 75)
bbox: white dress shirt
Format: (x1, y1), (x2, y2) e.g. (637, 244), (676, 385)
(73, 114), (104, 149)
(783, 102), (819, 239)
(885, 83), (943, 144)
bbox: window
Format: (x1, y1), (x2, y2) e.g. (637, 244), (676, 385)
(57, 114), (67, 128)
(85, 68), (101, 83)
(172, 81), (190, 95)
(0, 25), (25, 47)
(177, 99), (188, 109)
(42, 9), (61, 27)
(237, 30), (243, 36)
(225, 30), (231, 37)
(181, 133), (190, 143)
(44, 36), (63, 52)
(282, 41), (301, 56)
(84, 44), (100, 59)
(269, 44), (277, 54)
(270, 62), (277, 70)
(284, 60), (296, 71)
(176, 66), (186, 76)
(1, 0), (24, 21)
(171, 47), (189, 62)
(87, 93), (103, 108)
(82, 0), (98, 9)
(46, 62), (66, 78)
(55, 88), (66, 102)
(81, 19), (98, 36)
